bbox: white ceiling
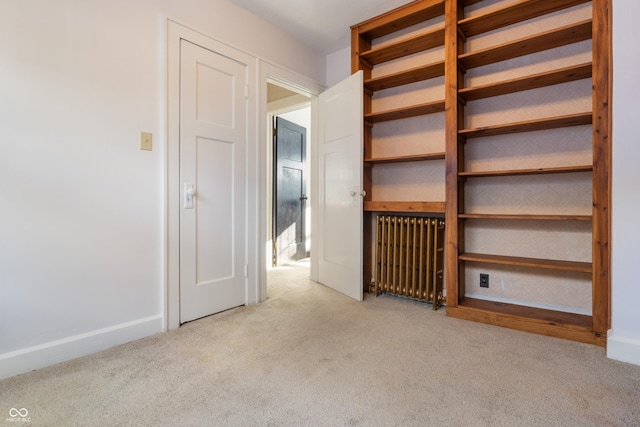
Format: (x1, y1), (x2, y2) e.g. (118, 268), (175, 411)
(230, 0), (413, 54)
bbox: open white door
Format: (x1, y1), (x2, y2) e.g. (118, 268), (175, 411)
(316, 71), (364, 301)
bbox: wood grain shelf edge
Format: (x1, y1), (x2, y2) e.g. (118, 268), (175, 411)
(446, 298), (605, 346)
(459, 0), (591, 37)
(459, 112), (593, 138)
(459, 20), (593, 70)
(365, 61), (445, 92)
(459, 63), (592, 102)
(365, 152), (446, 164)
(459, 213), (592, 221)
(366, 100), (446, 123)
(458, 252), (592, 273)
(364, 201), (446, 213)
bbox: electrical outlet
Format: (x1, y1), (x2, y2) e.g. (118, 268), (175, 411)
(480, 273), (489, 288)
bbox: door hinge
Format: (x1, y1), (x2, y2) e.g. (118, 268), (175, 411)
(244, 264), (249, 278)
(244, 85), (249, 100)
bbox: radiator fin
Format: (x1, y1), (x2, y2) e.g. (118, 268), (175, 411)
(374, 216), (445, 309)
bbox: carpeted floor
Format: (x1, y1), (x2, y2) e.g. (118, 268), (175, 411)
(1, 261), (639, 426)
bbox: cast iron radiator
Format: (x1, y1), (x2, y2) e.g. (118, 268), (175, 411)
(374, 216), (445, 309)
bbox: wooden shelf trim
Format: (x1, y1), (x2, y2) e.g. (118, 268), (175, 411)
(446, 298), (605, 346)
(459, 112), (592, 138)
(459, 0), (591, 37)
(459, 20), (592, 70)
(353, 0), (445, 39)
(459, 252), (592, 273)
(459, 165), (592, 178)
(365, 152), (445, 164)
(459, 213), (592, 221)
(459, 63), (592, 102)
(365, 99), (445, 123)
(360, 27), (445, 65)
(365, 61), (445, 92)
(364, 201), (445, 213)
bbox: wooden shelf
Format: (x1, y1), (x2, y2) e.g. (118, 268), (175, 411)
(459, 63), (592, 102)
(459, 0), (591, 37)
(364, 201), (445, 213)
(365, 99), (445, 123)
(459, 165), (592, 178)
(459, 20), (592, 70)
(446, 298), (605, 346)
(459, 213), (592, 221)
(360, 27), (445, 65)
(365, 61), (445, 92)
(354, 0), (446, 39)
(365, 152), (445, 165)
(459, 252), (592, 273)
(459, 112), (592, 139)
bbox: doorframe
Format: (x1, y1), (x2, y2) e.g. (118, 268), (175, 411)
(166, 19), (258, 330)
(258, 62), (325, 301)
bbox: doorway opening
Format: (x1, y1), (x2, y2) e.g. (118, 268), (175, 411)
(267, 82), (311, 271)
(266, 81), (313, 300)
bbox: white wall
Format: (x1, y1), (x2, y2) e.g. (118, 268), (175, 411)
(0, 0), (324, 379)
(325, 2), (640, 366)
(608, 0), (640, 365)
(326, 47), (351, 87)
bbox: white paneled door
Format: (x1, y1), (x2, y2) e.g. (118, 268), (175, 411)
(180, 40), (247, 323)
(317, 71), (364, 301)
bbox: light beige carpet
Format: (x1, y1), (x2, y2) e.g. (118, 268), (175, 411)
(1, 261), (639, 426)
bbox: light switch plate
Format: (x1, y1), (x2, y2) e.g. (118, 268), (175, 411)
(140, 132), (152, 151)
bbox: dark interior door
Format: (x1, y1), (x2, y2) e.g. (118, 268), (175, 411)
(273, 116), (307, 266)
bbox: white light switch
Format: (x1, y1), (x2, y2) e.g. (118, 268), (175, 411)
(140, 132), (152, 151)
(184, 182), (195, 209)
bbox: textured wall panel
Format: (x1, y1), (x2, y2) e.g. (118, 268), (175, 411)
(372, 79), (445, 112)
(465, 80), (592, 128)
(465, 125), (592, 171)
(371, 161), (445, 202)
(464, 173), (592, 216)
(372, 114), (445, 158)
(464, 264), (592, 314)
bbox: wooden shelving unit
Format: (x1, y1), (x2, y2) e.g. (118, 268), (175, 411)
(351, 0), (611, 347)
(352, 0), (449, 289)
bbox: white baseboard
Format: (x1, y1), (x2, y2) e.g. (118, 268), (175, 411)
(607, 333), (640, 366)
(0, 315), (164, 380)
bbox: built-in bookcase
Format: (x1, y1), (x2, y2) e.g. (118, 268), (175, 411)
(351, 0), (611, 346)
